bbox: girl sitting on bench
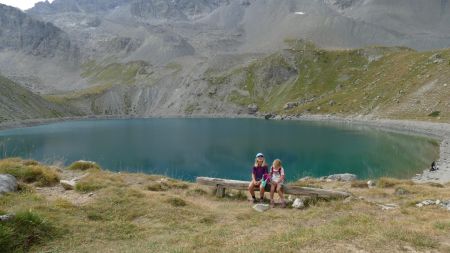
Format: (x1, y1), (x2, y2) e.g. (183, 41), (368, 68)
(270, 159), (286, 208)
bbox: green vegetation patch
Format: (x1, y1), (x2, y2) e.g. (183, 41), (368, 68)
(67, 160), (101, 171)
(166, 197), (187, 207)
(384, 229), (439, 249)
(75, 171), (125, 193)
(0, 158), (60, 187)
(0, 210), (57, 253)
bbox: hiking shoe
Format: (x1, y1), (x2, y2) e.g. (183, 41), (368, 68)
(281, 201), (286, 208)
(270, 200), (275, 208)
(251, 198), (257, 204)
(259, 198), (265, 203)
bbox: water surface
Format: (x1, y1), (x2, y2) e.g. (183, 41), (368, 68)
(0, 118), (439, 181)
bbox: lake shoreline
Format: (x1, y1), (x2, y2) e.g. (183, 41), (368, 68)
(1, 114), (449, 183)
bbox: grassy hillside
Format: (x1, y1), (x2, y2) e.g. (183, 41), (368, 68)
(1, 158), (449, 252)
(208, 41), (450, 122)
(0, 75), (79, 123)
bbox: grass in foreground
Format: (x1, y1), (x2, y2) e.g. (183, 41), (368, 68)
(1, 159), (450, 252)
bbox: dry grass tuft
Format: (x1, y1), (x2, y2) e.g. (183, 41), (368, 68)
(0, 158), (60, 186)
(67, 160), (101, 171)
(377, 177), (414, 188)
(351, 180), (369, 188)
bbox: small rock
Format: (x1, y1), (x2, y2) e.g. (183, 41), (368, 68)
(284, 102), (298, 110)
(328, 100), (336, 106)
(264, 114), (274, 120)
(380, 203), (398, 211)
(367, 180), (376, 188)
(0, 213), (15, 222)
(60, 180), (76, 190)
(292, 198), (305, 209)
(0, 174), (18, 195)
(88, 193), (94, 197)
(436, 200), (441, 205)
(416, 203), (424, 207)
(208, 87), (217, 96)
(422, 200), (435, 206)
(253, 204), (270, 212)
(273, 115), (282, 120)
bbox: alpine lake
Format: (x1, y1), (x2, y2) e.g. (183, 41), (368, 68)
(0, 118), (439, 182)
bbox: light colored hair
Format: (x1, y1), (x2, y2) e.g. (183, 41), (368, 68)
(254, 157), (267, 167)
(272, 159), (282, 169)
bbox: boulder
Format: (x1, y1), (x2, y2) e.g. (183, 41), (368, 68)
(253, 204), (270, 212)
(283, 102), (298, 110)
(292, 198), (305, 209)
(60, 180), (76, 190)
(247, 104), (258, 114)
(264, 113), (274, 120)
(0, 174), (17, 195)
(367, 180), (376, 189)
(326, 173), (357, 182)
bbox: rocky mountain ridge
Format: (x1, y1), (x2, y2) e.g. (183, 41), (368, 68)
(0, 0), (450, 122)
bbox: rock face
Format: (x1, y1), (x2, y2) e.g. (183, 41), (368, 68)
(0, 174), (18, 195)
(0, 4), (78, 60)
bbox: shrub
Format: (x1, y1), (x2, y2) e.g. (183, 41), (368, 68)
(0, 210), (56, 252)
(167, 197), (187, 207)
(146, 182), (167, 192)
(0, 159), (60, 186)
(68, 161), (101, 171)
(428, 111), (440, 117)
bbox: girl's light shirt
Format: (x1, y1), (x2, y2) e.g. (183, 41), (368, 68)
(271, 167), (285, 183)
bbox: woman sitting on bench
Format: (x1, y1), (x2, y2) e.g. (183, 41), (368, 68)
(248, 153), (269, 203)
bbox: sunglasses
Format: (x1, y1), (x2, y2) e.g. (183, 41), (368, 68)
(257, 156), (264, 158)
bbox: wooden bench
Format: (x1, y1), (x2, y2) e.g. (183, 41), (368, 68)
(196, 177), (350, 199)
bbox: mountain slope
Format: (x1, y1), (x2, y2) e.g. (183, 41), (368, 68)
(44, 41), (450, 122)
(0, 74), (78, 122)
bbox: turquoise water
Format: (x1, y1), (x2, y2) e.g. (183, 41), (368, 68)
(0, 118), (439, 181)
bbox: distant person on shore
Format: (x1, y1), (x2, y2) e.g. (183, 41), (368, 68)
(269, 159), (286, 208)
(248, 153), (269, 203)
(430, 161), (439, 172)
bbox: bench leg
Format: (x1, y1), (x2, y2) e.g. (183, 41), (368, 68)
(216, 185), (226, 198)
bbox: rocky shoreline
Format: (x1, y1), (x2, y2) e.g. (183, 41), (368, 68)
(1, 114), (449, 183)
